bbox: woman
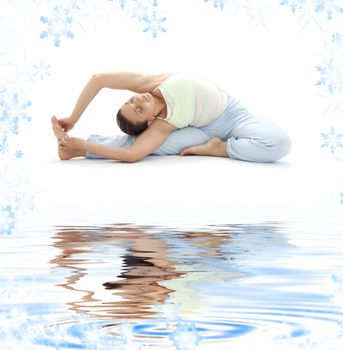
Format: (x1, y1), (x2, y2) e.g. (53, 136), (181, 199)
(52, 72), (291, 162)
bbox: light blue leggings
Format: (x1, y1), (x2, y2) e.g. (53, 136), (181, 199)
(86, 97), (291, 163)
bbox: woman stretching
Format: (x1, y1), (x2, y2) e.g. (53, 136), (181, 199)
(51, 72), (291, 163)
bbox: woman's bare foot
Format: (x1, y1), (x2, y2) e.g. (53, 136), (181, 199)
(51, 116), (85, 160)
(180, 137), (228, 157)
(58, 145), (85, 160)
(51, 116), (68, 140)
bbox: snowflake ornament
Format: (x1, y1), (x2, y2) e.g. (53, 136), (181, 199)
(316, 57), (343, 96)
(32, 61), (51, 80)
(204, 0), (228, 10)
(315, 0), (343, 20)
(170, 322), (201, 350)
(0, 205), (16, 235)
(118, 0), (166, 38)
(0, 91), (32, 155)
(40, 6), (76, 47)
(143, 11), (166, 38)
(321, 127), (343, 155)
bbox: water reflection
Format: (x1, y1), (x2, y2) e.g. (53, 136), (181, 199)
(51, 226), (179, 319)
(49, 223), (304, 327)
(50, 224), (238, 320)
(3, 222), (342, 348)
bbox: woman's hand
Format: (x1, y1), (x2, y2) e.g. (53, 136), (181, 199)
(57, 117), (76, 132)
(59, 136), (87, 150)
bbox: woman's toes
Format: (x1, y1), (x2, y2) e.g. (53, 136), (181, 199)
(51, 116), (67, 139)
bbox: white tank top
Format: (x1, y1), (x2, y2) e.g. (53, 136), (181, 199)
(158, 73), (230, 129)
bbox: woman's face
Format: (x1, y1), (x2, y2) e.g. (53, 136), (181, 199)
(120, 93), (156, 125)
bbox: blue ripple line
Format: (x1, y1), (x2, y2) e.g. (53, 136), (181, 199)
(133, 320), (254, 340)
(35, 339), (84, 349)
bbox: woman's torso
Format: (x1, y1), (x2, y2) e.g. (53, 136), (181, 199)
(153, 73), (230, 129)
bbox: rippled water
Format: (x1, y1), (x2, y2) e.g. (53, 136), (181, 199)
(1, 221), (343, 349)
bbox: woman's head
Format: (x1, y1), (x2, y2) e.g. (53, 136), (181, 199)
(117, 93), (157, 135)
(116, 110), (148, 135)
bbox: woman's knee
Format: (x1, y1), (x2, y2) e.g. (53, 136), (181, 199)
(269, 133), (291, 161)
(252, 134), (291, 162)
(227, 133), (291, 163)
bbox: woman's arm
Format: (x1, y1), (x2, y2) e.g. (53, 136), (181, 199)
(59, 72), (170, 131)
(60, 119), (177, 162)
(95, 72), (170, 93)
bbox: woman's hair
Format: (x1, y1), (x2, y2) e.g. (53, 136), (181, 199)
(116, 109), (149, 136)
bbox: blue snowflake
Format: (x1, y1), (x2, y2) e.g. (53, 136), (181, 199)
(0, 135), (9, 154)
(117, 0), (166, 38)
(118, 0), (126, 9)
(118, 0), (158, 10)
(281, 0), (343, 22)
(0, 306), (120, 349)
(332, 32), (343, 44)
(15, 150), (23, 159)
(0, 93), (32, 132)
(321, 127), (343, 154)
(330, 274), (343, 312)
(62, 313), (117, 348)
(82, 324), (117, 349)
(130, 1), (149, 22)
(331, 274), (343, 291)
(0, 205), (16, 235)
(42, 324), (67, 349)
(40, 6), (75, 47)
(1, 93), (32, 124)
(315, 0), (343, 20)
(0, 277), (20, 300)
(340, 192), (343, 204)
(143, 11), (166, 38)
(32, 61), (51, 80)
(279, 0), (325, 28)
(155, 298), (181, 322)
(316, 59), (343, 95)
(0, 92), (32, 155)
(0, 306), (48, 347)
(170, 322), (201, 350)
(204, 0), (228, 10)
(124, 1), (154, 22)
(280, 0), (306, 13)
(316, 64), (335, 94)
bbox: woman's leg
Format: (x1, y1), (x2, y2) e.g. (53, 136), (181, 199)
(182, 117), (291, 162)
(151, 127), (211, 156)
(85, 127), (211, 159)
(182, 99), (291, 163)
(224, 117), (291, 162)
(85, 134), (135, 159)
(53, 116), (209, 160)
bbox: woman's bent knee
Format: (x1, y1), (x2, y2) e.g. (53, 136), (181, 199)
(270, 134), (291, 162)
(227, 133), (291, 163)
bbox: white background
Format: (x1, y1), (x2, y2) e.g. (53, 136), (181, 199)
(1, 0), (342, 225)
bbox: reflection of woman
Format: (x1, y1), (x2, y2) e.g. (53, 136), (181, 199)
(103, 252), (182, 305)
(52, 72), (291, 163)
(50, 226), (184, 319)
